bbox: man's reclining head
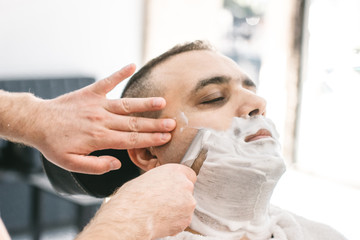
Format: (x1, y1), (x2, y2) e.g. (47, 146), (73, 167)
(122, 40), (266, 170)
(120, 41), (346, 240)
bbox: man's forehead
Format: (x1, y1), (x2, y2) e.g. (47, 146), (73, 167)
(150, 50), (246, 85)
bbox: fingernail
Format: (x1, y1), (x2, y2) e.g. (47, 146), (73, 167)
(122, 63), (135, 71)
(110, 160), (121, 170)
(152, 98), (164, 108)
(161, 133), (171, 141)
(164, 119), (176, 130)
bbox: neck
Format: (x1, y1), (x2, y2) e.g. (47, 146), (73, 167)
(190, 179), (276, 239)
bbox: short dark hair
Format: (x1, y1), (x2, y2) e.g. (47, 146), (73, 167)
(121, 40), (215, 108)
(121, 40), (215, 118)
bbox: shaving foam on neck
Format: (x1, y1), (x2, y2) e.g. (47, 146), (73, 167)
(181, 116), (286, 239)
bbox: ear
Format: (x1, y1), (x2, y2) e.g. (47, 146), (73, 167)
(127, 148), (159, 171)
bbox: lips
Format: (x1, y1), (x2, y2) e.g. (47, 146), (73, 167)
(244, 129), (272, 142)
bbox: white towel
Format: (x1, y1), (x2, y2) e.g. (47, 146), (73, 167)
(158, 206), (347, 240)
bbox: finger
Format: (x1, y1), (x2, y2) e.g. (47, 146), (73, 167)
(178, 165), (197, 184)
(64, 154), (121, 174)
(190, 148), (208, 175)
(107, 115), (176, 132)
(90, 64), (136, 95)
(157, 164), (197, 185)
(96, 130), (173, 149)
(105, 97), (166, 115)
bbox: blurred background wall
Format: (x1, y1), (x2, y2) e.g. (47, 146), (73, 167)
(0, 0), (359, 239)
(0, 0), (143, 98)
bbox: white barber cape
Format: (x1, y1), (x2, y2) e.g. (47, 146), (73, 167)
(159, 206), (347, 240)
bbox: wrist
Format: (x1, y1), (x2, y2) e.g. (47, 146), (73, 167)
(15, 93), (48, 148)
(24, 97), (50, 149)
(0, 91), (45, 146)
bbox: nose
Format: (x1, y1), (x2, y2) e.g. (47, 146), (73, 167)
(236, 90), (266, 118)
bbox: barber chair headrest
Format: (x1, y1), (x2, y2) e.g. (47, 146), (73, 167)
(42, 149), (140, 198)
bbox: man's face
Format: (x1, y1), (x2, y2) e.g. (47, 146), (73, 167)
(147, 50), (267, 166)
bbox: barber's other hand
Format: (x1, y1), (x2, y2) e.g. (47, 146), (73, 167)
(77, 164), (197, 240)
(32, 64), (176, 174)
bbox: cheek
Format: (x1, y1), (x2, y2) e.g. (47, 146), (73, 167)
(156, 127), (198, 165)
(187, 110), (235, 131)
(155, 104), (236, 164)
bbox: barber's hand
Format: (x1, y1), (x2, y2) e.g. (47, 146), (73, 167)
(77, 164), (197, 240)
(32, 64), (176, 174)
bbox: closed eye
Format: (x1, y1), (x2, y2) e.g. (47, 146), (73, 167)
(197, 89), (228, 107)
(201, 96), (225, 104)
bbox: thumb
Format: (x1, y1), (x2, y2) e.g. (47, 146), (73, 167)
(90, 63), (136, 95)
(180, 165), (197, 184)
(65, 154), (122, 174)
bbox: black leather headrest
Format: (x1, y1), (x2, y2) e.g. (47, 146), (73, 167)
(42, 149), (140, 198)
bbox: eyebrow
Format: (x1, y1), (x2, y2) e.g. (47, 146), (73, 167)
(192, 75), (231, 94)
(243, 77), (257, 89)
(192, 75), (257, 94)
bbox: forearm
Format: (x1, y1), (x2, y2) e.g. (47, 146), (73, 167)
(76, 198), (153, 240)
(76, 217), (152, 240)
(0, 89), (45, 146)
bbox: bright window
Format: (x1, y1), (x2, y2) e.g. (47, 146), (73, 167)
(297, 0), (360, 187)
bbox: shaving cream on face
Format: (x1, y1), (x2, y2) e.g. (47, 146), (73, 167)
(181, 116), (286, 240)
(174, 111), (190, 133)
(179, 112), (189, 132)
